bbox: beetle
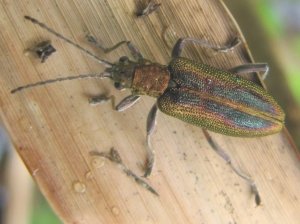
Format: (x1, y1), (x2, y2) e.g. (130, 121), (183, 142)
(12, 16), (285, 203)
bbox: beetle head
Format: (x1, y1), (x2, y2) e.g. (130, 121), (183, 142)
(105, 56), (136, 91)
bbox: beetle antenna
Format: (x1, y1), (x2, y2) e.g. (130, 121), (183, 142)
(11, 72), (111, 94)
(24, 16), (113, 68)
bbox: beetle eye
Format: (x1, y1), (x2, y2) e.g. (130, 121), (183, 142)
(114, 82), (124, 90)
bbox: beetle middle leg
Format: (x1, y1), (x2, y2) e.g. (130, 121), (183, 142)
(172, 36), (241, 58)
(229, 63), (269, 80)
(90, 94), (157, 177)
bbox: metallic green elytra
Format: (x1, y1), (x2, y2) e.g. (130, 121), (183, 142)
(157, 57), (285, 137)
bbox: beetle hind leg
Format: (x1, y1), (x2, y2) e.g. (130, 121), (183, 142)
(202, 129), (261, 205)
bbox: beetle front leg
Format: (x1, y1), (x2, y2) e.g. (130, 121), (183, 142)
(89, 94), (140, 111)
(229, 63), (269, 80)
(86, 35), (144, 62)
(144, 103), (159, 177)
(172, 37), (241, 58)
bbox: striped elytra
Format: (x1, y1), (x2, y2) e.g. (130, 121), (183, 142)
(156, 57), (285, 137)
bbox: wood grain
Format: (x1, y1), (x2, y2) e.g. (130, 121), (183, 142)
(0, 0), (299, 223)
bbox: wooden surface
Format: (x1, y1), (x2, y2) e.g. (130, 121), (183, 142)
(1, 0), (300, 223)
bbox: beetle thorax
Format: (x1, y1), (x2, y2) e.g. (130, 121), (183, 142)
(131, 64), (170, 97)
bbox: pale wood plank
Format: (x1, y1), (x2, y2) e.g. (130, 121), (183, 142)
(0, 0), (299, 223)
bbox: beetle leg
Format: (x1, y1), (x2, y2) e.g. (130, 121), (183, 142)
(172, 37), (241, 58)
(86, 35), (144, 62)
(90, 94), (157, 178)
(115, 95), (141, 111)
(89, 94), (140, 112)
(126, 42), (145, 62)
(86, 35), (127, 53)
(144, 103), (159, 177)
(147, 104), (158, 137)
(229, 63), (269, 80)
(202, 129), (261, 205)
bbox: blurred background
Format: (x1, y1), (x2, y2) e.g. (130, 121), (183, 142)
(228, 0), (300, 148)
(1, 0), (299, 223)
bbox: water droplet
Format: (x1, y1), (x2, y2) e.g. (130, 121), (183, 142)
(111, 206), (120, 216)
(85, 171), (93, 179)
(90, 156), (105, 169)
(73, 181), (86, 193)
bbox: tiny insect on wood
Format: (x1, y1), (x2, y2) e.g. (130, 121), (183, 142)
(25, 40), (56, 63)
(12, 16), (285, 204)
(136, 0), (161, 17)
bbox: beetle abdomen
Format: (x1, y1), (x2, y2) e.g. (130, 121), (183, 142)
(157, 58), (285, 137)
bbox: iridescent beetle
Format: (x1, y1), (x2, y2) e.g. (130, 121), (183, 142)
(12, 16), (285, 204)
